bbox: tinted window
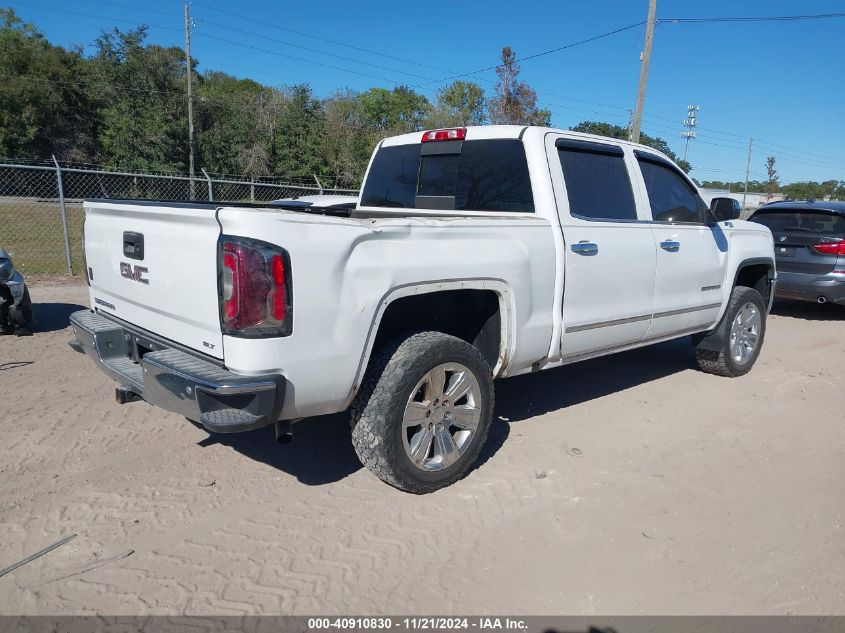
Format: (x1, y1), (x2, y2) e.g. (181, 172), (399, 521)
(558, 148), (637, 221)
(749, 211), (845, 235)
(454, 140), (534, 212)
(360, 139), (534, 212)
(418, 154), (458, 197)
(360, 143), (420, 208)
(638, 160), (704, 223)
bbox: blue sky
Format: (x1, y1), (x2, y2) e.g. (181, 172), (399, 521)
(8, 0), (845, 184)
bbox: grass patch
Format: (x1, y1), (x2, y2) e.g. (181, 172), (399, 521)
(0, 198), (84, 276)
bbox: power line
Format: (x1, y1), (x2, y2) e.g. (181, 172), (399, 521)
(11, 1), (181, 32)
(753, 140), (844, 165)
(195, 17), (439, 83)
(76, 0), (182, 18)
(413, 21), (646, 88)
(659, 13), (845, 24)
(193, 22), (640, 126)
(12, 0), (844, 172)
(194, 32), (411, 86)
(192, 2), (453, 74)
(191, 5), (640, 115)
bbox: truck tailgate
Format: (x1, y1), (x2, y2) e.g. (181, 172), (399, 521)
(83, 201), (223, 359)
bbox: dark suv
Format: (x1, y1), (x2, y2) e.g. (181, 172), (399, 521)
(749, 201), (845, 305)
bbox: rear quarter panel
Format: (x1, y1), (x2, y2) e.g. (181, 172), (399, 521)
(216, 208), (557, 419)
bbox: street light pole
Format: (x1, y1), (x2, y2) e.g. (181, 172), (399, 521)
(742, 138), (754, 212)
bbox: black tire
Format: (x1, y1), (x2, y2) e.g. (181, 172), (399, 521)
(695, 286), (767, 377)
(350, 331), (494, 494)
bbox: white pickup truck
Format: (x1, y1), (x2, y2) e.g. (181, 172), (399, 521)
(70, 125), (776, 493)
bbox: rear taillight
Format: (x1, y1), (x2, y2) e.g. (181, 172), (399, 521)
(811, 240), (845, 256)
(219, 236), (292, 338)
(421, 127), (466, 142)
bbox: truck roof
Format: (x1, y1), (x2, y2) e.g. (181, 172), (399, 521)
(381, 125), (676, 164)
(754, 200), (845, 215)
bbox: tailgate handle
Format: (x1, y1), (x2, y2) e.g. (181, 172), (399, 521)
(123, 232), (144, 260)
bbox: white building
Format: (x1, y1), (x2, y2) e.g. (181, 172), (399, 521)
(698, 188), (786, 217)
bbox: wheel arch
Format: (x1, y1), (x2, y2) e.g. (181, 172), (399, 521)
(343, 279), (515, 408)
(733, 257), (776, 310)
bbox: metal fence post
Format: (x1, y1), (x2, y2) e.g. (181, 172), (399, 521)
(201, 168), (213, 201)
(52, 155), (73, 276)
(313, 174), (324, 195)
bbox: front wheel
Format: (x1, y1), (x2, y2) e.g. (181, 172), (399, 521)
(350, 331), (494, 493)
(695, 286), (767, 377)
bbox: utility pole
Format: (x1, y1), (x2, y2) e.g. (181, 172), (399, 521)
(630, 0), (657, 144)
(742, 138), (753, 213)
(682, 104), (699, 162)
(184, 3), (196, 198)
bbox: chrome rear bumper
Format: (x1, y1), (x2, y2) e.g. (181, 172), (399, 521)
(69, 310), (285, 433)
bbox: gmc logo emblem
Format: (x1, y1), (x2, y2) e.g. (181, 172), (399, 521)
(120, 262), (149, 285)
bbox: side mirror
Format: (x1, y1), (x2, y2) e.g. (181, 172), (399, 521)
(710, 197), (741, 221)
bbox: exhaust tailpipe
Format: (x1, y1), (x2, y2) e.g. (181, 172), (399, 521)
(275, 420), (294, 444)
(817, 295), (828, 304)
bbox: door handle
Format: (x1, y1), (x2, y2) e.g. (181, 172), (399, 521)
(660, 240), (680, 252)
(571, 241), (598, 255)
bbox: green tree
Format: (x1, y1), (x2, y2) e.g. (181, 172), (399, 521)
(428, 81), (485, 127)
(571, 121), (692, 173)
(764, 156), (779, 200)
(358, 86), (431, 134)
(196, 72), (269, 177)
(321, 90), (375, 187)
(91, 26), (188, 171)
(488, 47), (550, 126)
(782, 181), (825, 201)
(271, 84), (325, 179)
(0, 9), (95, 161)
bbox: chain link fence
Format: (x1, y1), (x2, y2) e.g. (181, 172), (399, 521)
(0, 160), (358, 277)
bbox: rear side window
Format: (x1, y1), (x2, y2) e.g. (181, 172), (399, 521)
(455, 140), (534, 212)
(360, 143), (421, 208)
(360, 139), (535, 213)
(638, 159), (705, 223)
(750, 211), (845, 235)
(558, 144), (636, 221)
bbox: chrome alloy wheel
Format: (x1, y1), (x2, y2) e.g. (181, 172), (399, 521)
(729, 301), (762, 365)
(402, 363), (482, 472)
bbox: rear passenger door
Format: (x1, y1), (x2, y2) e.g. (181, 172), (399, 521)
(633, 152), (728, 339)
(549, 136), (656, 359)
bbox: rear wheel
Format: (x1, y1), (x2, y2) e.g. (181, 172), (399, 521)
(350, 331), (494, 493)
(695, 286), (766, 377)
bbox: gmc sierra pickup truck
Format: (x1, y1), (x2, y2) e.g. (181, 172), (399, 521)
(70, 125), (776, 493)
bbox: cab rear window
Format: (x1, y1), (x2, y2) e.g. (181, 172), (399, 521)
(750, 211), (845, 235)
(360, 139), (535, 213)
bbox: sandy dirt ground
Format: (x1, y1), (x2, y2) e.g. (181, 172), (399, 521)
(0, 280), (843, 616)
